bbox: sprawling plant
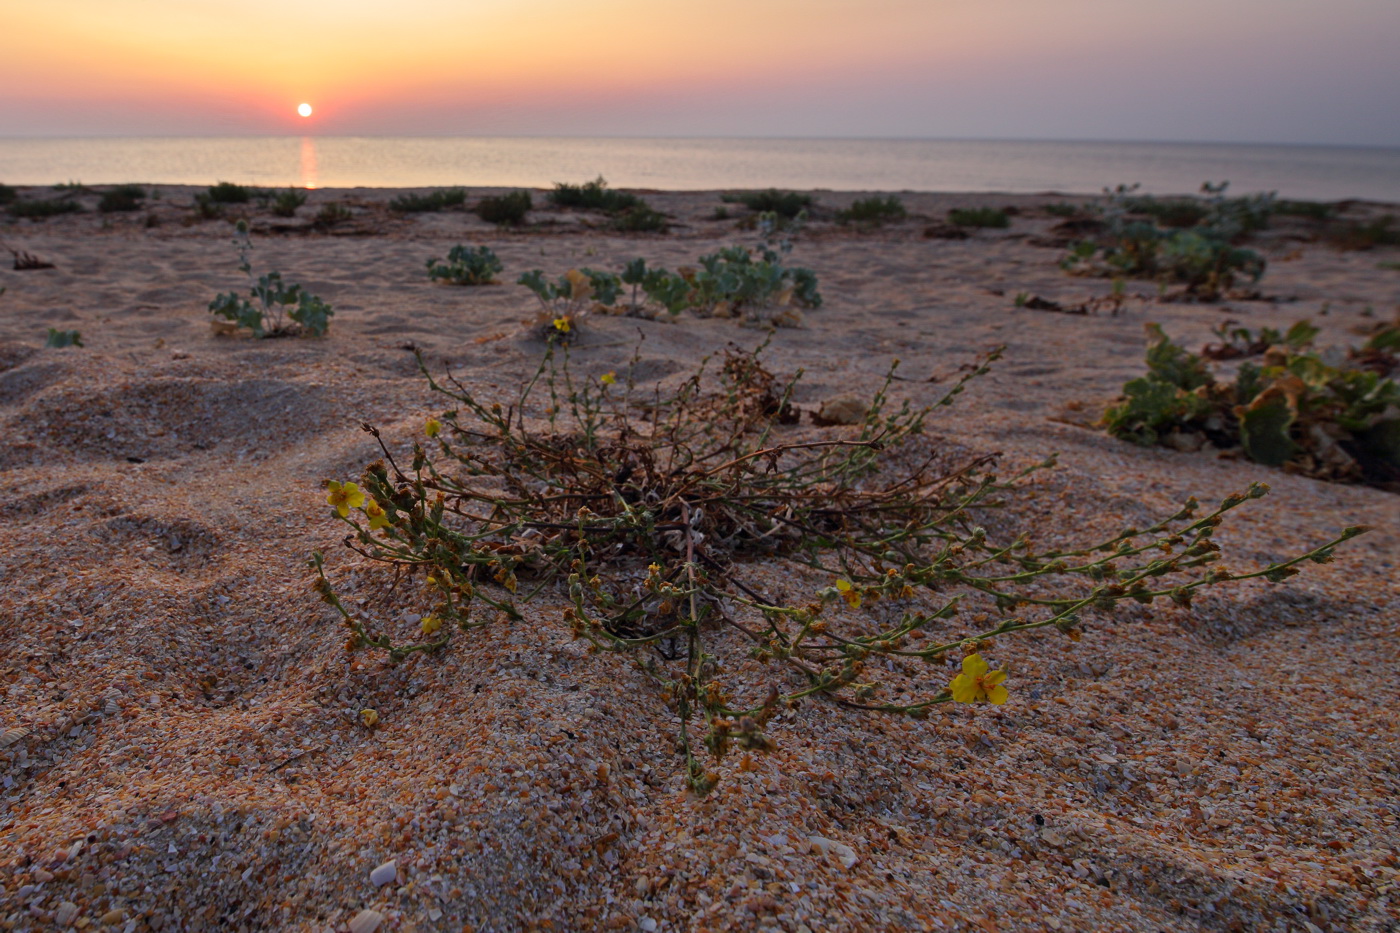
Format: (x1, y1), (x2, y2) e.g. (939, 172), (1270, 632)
(314, 343), (1362, 792)
(208, 221), (333, 337)
(427, 244), (503, 286)
(1105, 323), (1400, 488)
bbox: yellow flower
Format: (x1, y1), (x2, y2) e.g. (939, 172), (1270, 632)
(421, 614), (442, 636)
(949, 653), (1008, 705)
(425, 417), (442, 437)
(326, 480), (365, 518)
(835, 578), (861, 609)
(600, 371), (616, 385)
(553, 317), (572, 334)
(364, 499), (391, 530)
(359, 708), (379, 727)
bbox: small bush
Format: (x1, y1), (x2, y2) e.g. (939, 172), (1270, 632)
(312, 342), (1361, 794)
(1275, 199), (1336, 221)
(949, 207), (1009, 228)
(44, 328), (83, 348)
(389, 188), (467, 213)
(518, 267), (622, 336)
(271, 189), (308, 218)
(98, 184), (147, 214)
(838, 196), (907, 226)
(1326, 215), (1400, 251)
(1105, 323), (1400, 488)
(475, 191), (532, 226)
(1043, 202), (1085, 218)
(9, 198), (82, 219)
(206, 181), (256, 204)
(313, 203), (353, 229)
(0, 184), (19, 205)
(733, 189), (812, 219)
(610, 205), (669, 233)
(208, 221), (333, 337)
(548, 177), (640, 214)
(427, 245), (503, 286)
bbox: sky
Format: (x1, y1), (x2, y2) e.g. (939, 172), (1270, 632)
(3, 0), (1399, 146)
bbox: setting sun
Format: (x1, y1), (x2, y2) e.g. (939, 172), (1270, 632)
(297, 102), (313, 118)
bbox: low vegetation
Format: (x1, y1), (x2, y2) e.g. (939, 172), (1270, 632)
(1104, 322), (1399, 489)
(838, 196), (906, 226)
(725, 189), (813, 219)
(549, 177), (641, 214)
(98, 184), (147, 214)
(475, 191), (532, 226)
(426, 244), (503, 286)
(208, 221), (333, 337)
(948, 207), (1009, 229)
(271, 188), (308, 218)
(8, 197), (82, 219)
(314, 342), (1363, 792)
(389, 188), (467, 213)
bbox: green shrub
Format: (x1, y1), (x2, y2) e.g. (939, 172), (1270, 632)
(1327, 215), (1400, 250)
(731, 189), (812, 219)
(1275, 199), (1336, 221)
(838, 196), (907, 226)
(9, 198), (81, 219)
(98, 184), (147, 214)
(313, 203), (352, 229)
(208, 221), (333, 337)
(1202, 319), (1319, 360)
(1124, 196), (1208, 228)
(475, 191), (532, 226)
(427, 245), (503, 285)
(206, 181), (256, 204)
(44, 328), (83, 348)
(389, 188), (467, 213)
(1105, 323), (1400, 487)
(271, 188), (308, 218)
(948, 207), (1009, 228)
(548, 176), (641, 214)
(517, 268), (623, 337)
(313, 342), (1362, 794)
(0, 184), (17, 205)
(1043, 202), (1086, 218)
(610, 205), (669, 233)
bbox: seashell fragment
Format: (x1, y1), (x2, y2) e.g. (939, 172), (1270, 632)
(0, 727), (30, 747)
(347, 908), (384, 933)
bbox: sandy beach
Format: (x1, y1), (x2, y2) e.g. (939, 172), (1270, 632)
(1, 184), (1397, 932)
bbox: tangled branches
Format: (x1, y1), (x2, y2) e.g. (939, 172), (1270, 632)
(314, 343), (1364, 793)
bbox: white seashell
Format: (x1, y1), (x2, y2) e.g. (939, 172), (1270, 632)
(808, 835), (858, 869)
(347, 908), (384, 933)
(369, 859), (397, 887)
(0, 727), (30, 747)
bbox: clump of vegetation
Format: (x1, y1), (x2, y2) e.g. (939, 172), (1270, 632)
(9, 198), (82, 219)
(44, 328), (83, 348)
(517, 268), (623, 338)
(208, 221), (333, 338)
(726, 189), (813, 219)
(313, 202), (353, 230)
(475, 191), (532, 226)
(1201, 319), (1319, 361)
(838, 196), (907, 226)
(427, 245), (504, 286)
(1061, 184), (1266, 299)
(549, 177), (641, 214)
(948, 207), (1009, 229)
(610, 205), (669, 233)
(1043, 202), (1087, 218)
(390, 188), (467, 213)
(0, 184), (16, 205)
(97, 184), (147, 214)
(1274, 199), (1337, 221)
(205, 181), (257, 204)
(1327, 215), (1399, 251)
(1104, 323), (1400, 488)
(313, 342), (1363, 793)
(271, 188), (308, 218)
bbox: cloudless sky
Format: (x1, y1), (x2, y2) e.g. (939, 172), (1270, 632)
(3, 0), (1398, 145)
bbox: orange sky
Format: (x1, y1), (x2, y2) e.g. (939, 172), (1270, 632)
(4, 0), (1399, 144)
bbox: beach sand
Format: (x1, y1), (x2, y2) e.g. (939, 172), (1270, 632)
(1, 185), (1397, 932)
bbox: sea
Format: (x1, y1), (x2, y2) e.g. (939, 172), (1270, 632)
(1, 137), (1397, 202)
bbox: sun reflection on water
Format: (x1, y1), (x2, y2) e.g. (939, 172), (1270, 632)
(299, 136), (318, 189)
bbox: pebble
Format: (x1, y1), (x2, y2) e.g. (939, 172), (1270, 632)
(347, 908), (384, 933)
(54, 902), (79, 926)
(99, 909), (125, 926)
(369, 859), (397, 888)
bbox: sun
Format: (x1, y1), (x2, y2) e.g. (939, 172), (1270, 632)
(297, 103), (313, 118)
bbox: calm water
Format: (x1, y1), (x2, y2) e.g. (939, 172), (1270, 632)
(1, 137), (1397, 201)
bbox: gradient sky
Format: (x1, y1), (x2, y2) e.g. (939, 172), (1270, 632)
(3, 0), (1399, 145)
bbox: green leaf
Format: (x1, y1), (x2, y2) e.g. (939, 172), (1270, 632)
(1239, 388), (1299, 467)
